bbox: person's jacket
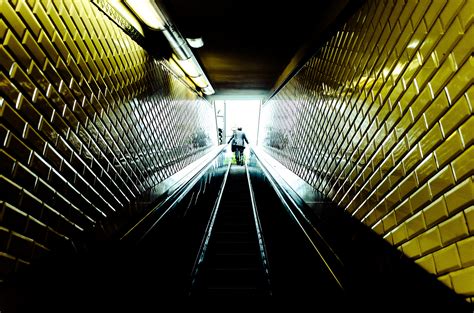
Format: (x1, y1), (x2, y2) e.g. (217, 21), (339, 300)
(228, 130), (249, 147)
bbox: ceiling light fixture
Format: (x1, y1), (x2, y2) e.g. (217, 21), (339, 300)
(190, 75), (209, 88)
(172, 55), (201, 78)
(124, 0), (166, 30)
(186, 37), (204, 48)
(167, 58), (185, 78)
(118, 0), (215, 95)
(107, 0), (144, 35)
(202, 85), (215, 95)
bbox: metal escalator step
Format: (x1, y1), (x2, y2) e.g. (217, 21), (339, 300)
(206, 253), (261, 267)
(213, 231), (256, 241)
(204, 287), (269, 296)
(213, 225), (255, 232)
(202, 268), (268, 291)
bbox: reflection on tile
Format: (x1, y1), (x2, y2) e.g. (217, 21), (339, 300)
(259, 0), (473, 299)
(0, 0), (217, 278)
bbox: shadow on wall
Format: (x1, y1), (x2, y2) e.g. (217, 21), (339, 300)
(305, 200), (472, 311)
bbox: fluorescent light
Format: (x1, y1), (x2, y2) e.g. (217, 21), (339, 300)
(170, 55), (214, 94)
(107, 0), (144, 35)
(186, 37), (204, 48)
(202, 85), (215, 95)
(172, 55), (201, 77)
(167, 58), (185, 77)
(125, 0), (165, 30)
(190, 75), (208, 88)
(182, 76), (196, 89)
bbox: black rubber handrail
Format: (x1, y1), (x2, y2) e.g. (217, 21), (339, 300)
(188, 160), (232, 293)
(245, 161), (272, 294)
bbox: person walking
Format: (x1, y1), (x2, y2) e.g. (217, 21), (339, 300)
(227, 127), (249, 165)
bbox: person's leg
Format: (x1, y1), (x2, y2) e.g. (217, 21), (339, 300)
(235, 149), (241, 165)
(234, 150), (239, 165)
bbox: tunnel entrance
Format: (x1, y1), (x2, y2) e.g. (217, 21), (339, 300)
(214, 99), (261, 147)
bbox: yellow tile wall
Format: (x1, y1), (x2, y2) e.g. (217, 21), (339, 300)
(0, 0), (216, 279)
(260, 0), (473, 300)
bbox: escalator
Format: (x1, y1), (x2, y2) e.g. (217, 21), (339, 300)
(186, 150), (344, 298)
(247, 153), (345, 299)
(8, 147), (469, 312)
(10, 148), (345, 310)
(189, 164), (271, 295)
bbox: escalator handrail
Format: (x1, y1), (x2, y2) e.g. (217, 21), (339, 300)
(251, 147), (344, 265)
(121, 145), (227, 242)
(245, 162), (272, 295)
(188, 160), (232, 293)
(251, 147), (345, 291)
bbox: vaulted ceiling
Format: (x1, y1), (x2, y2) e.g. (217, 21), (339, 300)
(156, 0), (362, 98)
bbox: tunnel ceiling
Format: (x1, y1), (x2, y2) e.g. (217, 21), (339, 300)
(157, 0), (357, 98)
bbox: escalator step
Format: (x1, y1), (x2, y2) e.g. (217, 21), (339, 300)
(213, 231), (255, 241)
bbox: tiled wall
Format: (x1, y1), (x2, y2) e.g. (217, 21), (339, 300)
(0, 0), (216, 279)
(260, 0), (473, 300)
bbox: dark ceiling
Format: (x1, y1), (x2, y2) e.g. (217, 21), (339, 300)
(157, 0), (359, 98)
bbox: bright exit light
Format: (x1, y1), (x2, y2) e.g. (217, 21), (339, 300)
(223, 100), (261, 146)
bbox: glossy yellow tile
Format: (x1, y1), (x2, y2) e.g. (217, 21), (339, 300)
(416, 153), (438, 185)
(438, 273), (453, 289)
(402, 144), (421, 174)
(4, 31), (31, 70)
(438, 212), (469, 245)
(2, 1), (27, 39)
(433, 244), (462, 274)
(416, 254), (437, 274)
(439, 0), (464, 30)
(37, 32), (59, 64)
(419, 123), (443, 157)
(435, 131), (464, 168)
(457, 237), (474, 266)
(392, 223), (408, 245)
(382, 210), (397, 232)
(22, 32), (47, 68)
(444, 177), (474, 214)
(424, 93), (449, 126)
(465, 206), (474, 233)
(394, 198), (412, 225)
(409, 183), (432, 212)
(423, 196), (449, 227)
(451, 266), (474, 295)
(423, 1), (444, 28)
(372, 220), (384, 235)
(406, 211), (426, 238)
(440, 96), (471, 137)
(451, 146), (474, 182)
(402, 237), (421, 258)
(428, 165), (455, 198)
(452, 24), (473, 67)
(446, 59), (474, 103)
(459, 116), (474, 147)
